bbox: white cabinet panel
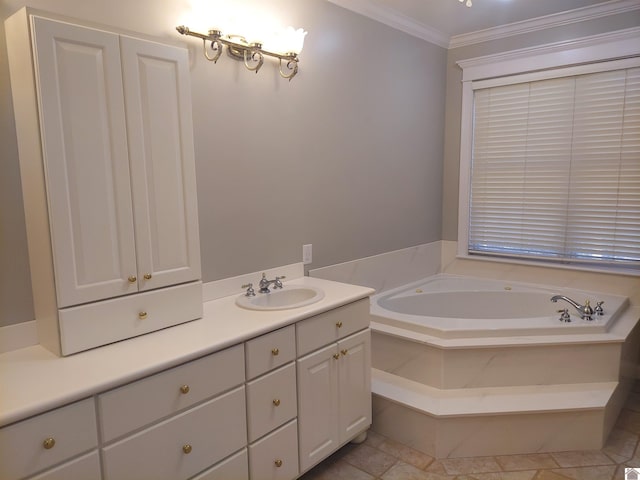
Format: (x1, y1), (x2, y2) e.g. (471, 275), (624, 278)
(31, 16), (137, 308)
(27, 451), (101, 480)
(191, 449), (248, 480)
(338, 330), (372, 442)
(102, 387), (247, 480)
(249, 420), (298, 480)
(99, 343), (244, 442)
(245, 325), (296, 381)
(297, 344), (339, 472)
(246, 363), (297, 443)
(0, 398), (97, 480)
(120, 36), (201, 291)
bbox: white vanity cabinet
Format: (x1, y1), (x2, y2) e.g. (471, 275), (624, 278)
(5, 9), (201, 356)
(296, 300), (372, 473)
(99, 345), (247, 480)
(245, 326), (299, 480)
(0, 399), (99, 480)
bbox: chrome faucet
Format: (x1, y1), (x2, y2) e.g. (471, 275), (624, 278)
(259, 273), (285, 293)
(550, 295), (594, 320)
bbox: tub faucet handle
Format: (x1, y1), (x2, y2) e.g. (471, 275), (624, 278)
(557, 308), (571, 323)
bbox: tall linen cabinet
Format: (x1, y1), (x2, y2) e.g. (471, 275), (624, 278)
(5, 8), (202, 356)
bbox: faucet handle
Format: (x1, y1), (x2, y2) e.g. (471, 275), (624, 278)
(273, 275), (286, 289)
(557, 309), (571, 322)
(595, 301), (605, 315)
(242, 283), (256, 297)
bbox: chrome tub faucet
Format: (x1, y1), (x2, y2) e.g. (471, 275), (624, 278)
(550, 295), (595, 320)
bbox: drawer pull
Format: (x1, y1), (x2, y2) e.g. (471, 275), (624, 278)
(336, 321), (343, 328)
(138, 311), (148, 320)
(180, 384), (190, 395)
(333, 353), (340, 360)
(271, 348), (280, 356)
(341, 349), (348, 356)
(43, 437), (56, 450)
(143, 273), (152, 280)
(274, 459), (283, 468)
(273, 398), (281, 407)
(128, 275), (137, 283)
(183, 444), (192, 454)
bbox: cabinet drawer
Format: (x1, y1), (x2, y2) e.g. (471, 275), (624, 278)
(245, 325), (295, 380)
(102, 386), (247, 480)
(59, 281), (203, 355)
(0, 398), (97, 480)
(99, 344), (244, 442)
(28, 451), (101, 480)
(249, 420), (298, 480)
(191, 448), (248, 480)
(296, 299), (369, 356)
(246, 363), (297, 443)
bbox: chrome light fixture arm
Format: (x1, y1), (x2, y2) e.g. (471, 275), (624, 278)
(176, 25), (301, 80)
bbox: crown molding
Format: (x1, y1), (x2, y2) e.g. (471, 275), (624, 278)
(325, 0), (640, 50)
(324, 0), (450, 48)
(449, 0), (640, 49)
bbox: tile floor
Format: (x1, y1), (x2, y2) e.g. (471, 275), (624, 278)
(299, 382), (640, 480)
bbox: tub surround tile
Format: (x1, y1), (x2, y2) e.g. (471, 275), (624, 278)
(310, 242), (442, 294)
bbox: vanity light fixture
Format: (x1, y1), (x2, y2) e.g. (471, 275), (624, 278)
(176, 25), (307, 81)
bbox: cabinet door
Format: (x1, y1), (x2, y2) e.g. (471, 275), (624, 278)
(297, 344), (339, 473)
(31, 16), (137, 307)
(120, 36), (201, 291)
(338, 329), (372, 443)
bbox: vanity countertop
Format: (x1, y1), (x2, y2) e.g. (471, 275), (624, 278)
(0, 276), (374, 427)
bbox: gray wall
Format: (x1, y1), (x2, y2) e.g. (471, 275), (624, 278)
(0, 0), (447, 327)
(441, 11), (640, 241)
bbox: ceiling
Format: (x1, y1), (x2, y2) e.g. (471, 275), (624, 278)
(326, 0), (638, 47)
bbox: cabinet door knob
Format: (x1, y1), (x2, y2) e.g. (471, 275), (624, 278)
(43, 437), (55, 450)
(341, 349), (348, 356)
(143, 273), (152, 280)
(180, 385), (190, 394)
(333, 353), (340, 360)
(183, 444), (192, 454)
(138, 311), (147, 320)
(336, 321), (343, 328)
(271, 348), (279, 356)
(273, 398), (281, 407)
(274, 459), (283, 468)
(128, 275), (137, 283)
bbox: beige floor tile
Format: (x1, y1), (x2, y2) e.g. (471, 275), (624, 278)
(299, 459), (376, 480)
(496, 454), (559, 471)
(550, 450), (615, 468)
(381, 461), (449, 480)
(364, 429), (387, 448)
(617, 409), (640, 435)
(437, 456), (502, 475)
(603, 427), (639, 463)
(341, 443), (397, 477)
(457, 471), (538, 480)
(532, 471), (572, 480)
(549, 465), (616, 480)
(378, 438), (435, 470)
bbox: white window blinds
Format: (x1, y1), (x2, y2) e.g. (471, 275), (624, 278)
(469, 67), (640, 269)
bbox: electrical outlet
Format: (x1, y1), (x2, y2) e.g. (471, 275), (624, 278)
(303, 244), (312, 265)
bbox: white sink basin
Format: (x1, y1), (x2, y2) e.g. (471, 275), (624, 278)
(236, 285), (325, 311)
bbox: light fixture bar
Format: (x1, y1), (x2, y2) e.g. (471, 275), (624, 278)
(176, 25), (301, 81)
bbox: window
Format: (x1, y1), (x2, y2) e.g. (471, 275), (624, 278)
(457, 32), (640, 274)
(468, 66), (640, 270)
